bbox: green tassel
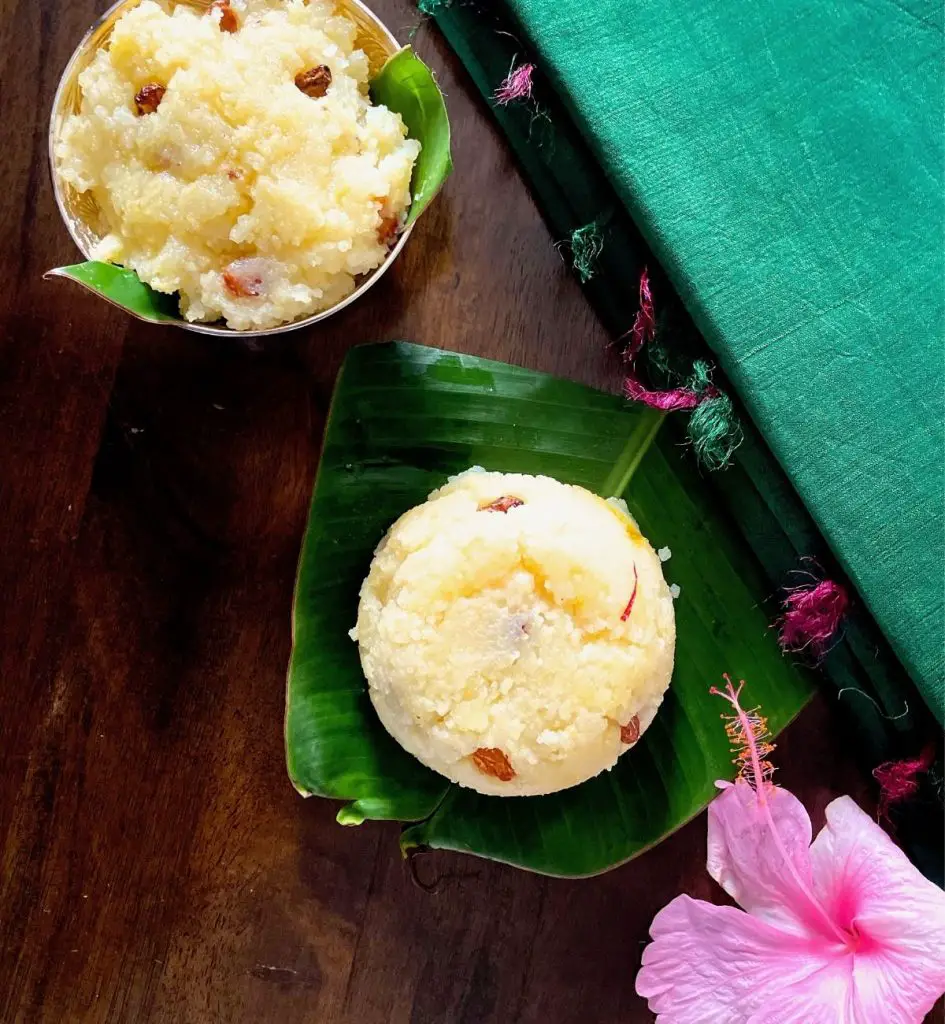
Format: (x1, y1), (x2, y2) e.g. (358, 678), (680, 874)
(417, 0), (451, 14)
(569, 222), (604, 283)
(686, 361), (743, 471)
(645, 316), (673, 380)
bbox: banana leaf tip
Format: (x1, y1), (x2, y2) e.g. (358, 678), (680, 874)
(336, 804), (366, 826)
(289, 775), (312, 799)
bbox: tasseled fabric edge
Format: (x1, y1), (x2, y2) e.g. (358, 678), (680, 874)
(624, 263), (656, 363)
(567, 222), (604, 283)
(494, 60), (535, 105)
(417, 0), (452, 15)
(777, 572), (850, 658)
(624, 376), (703, 411)
(874, 746), (936, 822)
(622, 269), (743, 470)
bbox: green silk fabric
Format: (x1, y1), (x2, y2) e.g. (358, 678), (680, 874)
(441, 0), (944, 720)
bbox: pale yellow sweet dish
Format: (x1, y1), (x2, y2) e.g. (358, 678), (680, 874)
(55, 0), (419, 331)
(351, 469), (676, 797)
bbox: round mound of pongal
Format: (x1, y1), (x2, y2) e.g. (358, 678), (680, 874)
(351, 470), (676, 797)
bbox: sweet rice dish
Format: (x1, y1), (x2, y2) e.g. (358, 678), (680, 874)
(351, 469), (676, 797)
(55, 0), (419, 331)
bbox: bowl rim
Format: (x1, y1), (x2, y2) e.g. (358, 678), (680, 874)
(47, 0), (413, 339)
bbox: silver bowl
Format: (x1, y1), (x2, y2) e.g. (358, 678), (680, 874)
(48, 0), (412, 337)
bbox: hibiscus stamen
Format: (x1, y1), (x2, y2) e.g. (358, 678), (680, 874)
(711, 674), (776, 800)
(711, 676), (854, 947)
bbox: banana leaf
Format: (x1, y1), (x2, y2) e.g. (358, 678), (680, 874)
(47, 48), (451, 324)
(44, 263), (181, 324)
(285, 341), (814, 877)
(370, 47), (452, 226)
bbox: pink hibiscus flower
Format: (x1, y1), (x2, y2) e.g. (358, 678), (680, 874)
(636, 677), (945, 1023)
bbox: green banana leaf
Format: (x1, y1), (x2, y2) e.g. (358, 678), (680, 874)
(46, 47), (451, 323)
(285, 341), (814, 877)
(44, 263), (181, 324)
(370, 47), (452, 226)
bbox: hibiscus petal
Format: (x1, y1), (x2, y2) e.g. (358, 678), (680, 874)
(707, 781), (834, 938)
(636, 894), (854, 1024)
(808, 796), (945, 1022)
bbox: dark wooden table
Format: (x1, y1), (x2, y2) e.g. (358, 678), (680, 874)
(0, 2), (876, 1020)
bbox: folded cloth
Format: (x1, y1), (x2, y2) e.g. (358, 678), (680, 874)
(437, 0), (944, 720)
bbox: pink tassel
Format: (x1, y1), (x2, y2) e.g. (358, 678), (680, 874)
(873, 746), (935, 821)
(620, 269), (742, 470)
(624, 266), (656, 364)
(622, 267), (716, 411)
(623, 374), (717, 411)
(494, 61), (535, 105)
(777, 574), (849, 657)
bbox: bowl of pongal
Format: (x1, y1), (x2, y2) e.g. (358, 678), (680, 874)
(47, 0), (451, 335)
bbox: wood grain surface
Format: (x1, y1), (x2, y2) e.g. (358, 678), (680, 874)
(0, 1), (893, 1021)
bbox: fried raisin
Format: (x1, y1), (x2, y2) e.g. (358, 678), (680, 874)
(620, 716), (641, 745)
(478, 496), (525, 513)
(210, 0), (238, 33)
(222, 267), (263, 297)
(472, 747), (515, 782)
(134, 83), (165, 116)
(295, 65), (332, 99)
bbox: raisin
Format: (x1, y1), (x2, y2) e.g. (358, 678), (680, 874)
(134, 83), (165, 116)
(222, 268), (263, 298)
(620, 716), (640, 745)
(210, 0), (238, 33)
(295, 65), (332, 99)
(472, 747), (515, 782)
(478, 496), (524, 513)
(377, 214), (401, 247)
